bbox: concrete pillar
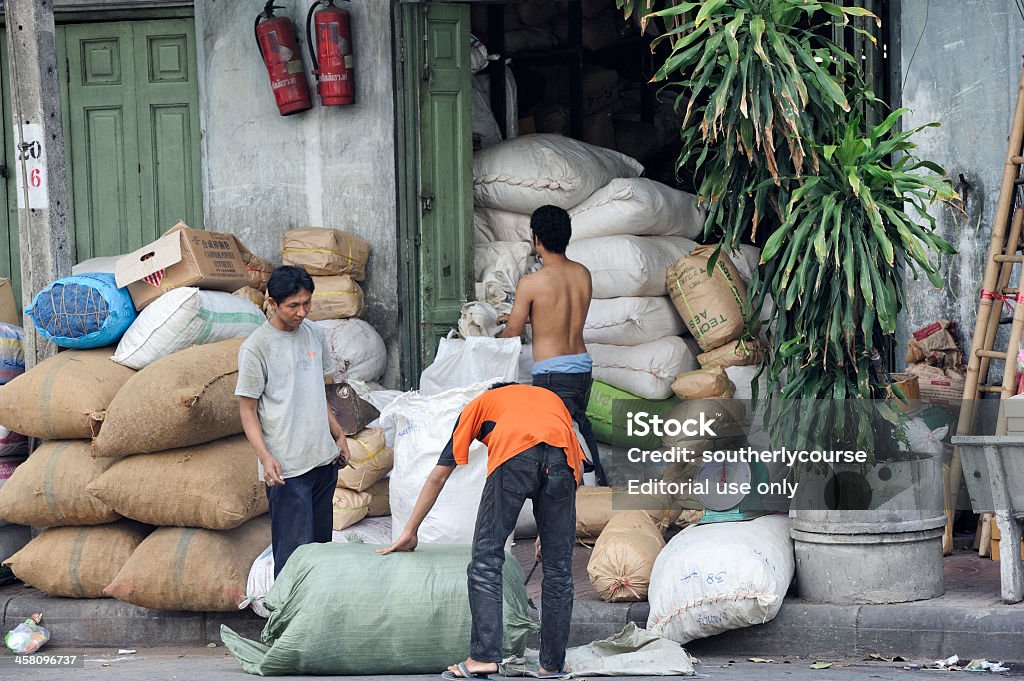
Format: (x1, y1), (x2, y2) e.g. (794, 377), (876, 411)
(4, 0), (73, 367)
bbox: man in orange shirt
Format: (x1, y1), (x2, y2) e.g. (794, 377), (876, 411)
(379, 383), (584, 680)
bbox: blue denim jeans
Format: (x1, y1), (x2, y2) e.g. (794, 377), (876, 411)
(532, 370), (606, 486)
(265, 461), (338, 578)
(468, 443), (577, 672)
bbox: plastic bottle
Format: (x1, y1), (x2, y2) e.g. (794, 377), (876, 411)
(5, 613), (49, 654)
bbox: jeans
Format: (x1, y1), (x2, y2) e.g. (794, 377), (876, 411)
(468, 443), (577, 672)
(265, 461), (338, 578)
(532, 370), (606, 486)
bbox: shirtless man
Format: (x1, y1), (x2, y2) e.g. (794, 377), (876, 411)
(499, 204), (605, 485)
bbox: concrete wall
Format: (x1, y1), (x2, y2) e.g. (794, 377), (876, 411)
(195, 1), (401, 388)
(898, 0), (1024, 367)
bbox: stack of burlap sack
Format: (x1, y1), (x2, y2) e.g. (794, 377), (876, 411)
(0, 339), (271, 611)
(330, 427), (393, 532)
(0, 322), (29, 565)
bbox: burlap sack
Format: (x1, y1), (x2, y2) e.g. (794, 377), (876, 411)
(333, 488), (370, 531)
(587, 510), (665, 602)
(667, 245), (747, 351)
(309, 276), (365, 321)
(87, 436), (267, 530)
(337, 428), (392, 492)
(697, 339), (762, 370)
(234, 286), (266, 309)
(365, 478), (390, 517)
(0, 348), (135, 439)
(4, 520), (150, 597)
(671, 367), (736, 400)
(232, 237), (274, 292)
(93, 339), (244, 457)
(0, 440), (119, 526)
(103, 516), (271, 611)
(281, 228), (371, 280)
(576, 487), (679, 541)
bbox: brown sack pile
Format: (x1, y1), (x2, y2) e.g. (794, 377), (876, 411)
(103, 516), (271, 611)
(233, 237), (274, 292)
(587, 510), (665, 602)
(4, 521), (151, 598)
(337, 428), (393, 492)
(0, 348), (135, 439)
(576, 487), (679, 541)
(671, 367), (736, 400)
(697, 338), (762, 370)
(87, 436), (267, 530)
(666, 245), (747, 351)
(333, 488), (371, 531)
(281, 227), (371, 280)
(365, 478), (390, 517)
(309, 275), (365, 321)
(0, 440), (119, 526)
(93, 339), (244, 458)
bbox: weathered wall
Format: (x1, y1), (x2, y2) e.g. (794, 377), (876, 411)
(898, 0), (1024, 368)
(195, 1), (401, 388)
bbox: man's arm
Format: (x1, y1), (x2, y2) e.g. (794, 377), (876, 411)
(239, 397), (285, 486)
(498, 277), (533, 338)
(377, 464), (456, 554)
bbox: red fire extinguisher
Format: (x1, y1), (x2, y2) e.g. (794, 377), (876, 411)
(255, 1), (312, 116)
(306, 0), (355, 106)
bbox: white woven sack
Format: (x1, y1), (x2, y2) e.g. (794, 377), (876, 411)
(71, 256), (120, 275)
(648, 515), (794, 645)
(475, 241), (533, 290)
(588, 336), (698, 400)
(473, 134), (643, 213)
(567, 235), (696, 299)
(584, 296), (685, 346)
(729, 244), (761, 285)
(313, 319), (387, 383)
(473, 207), (532, 244)
(569, 178), (704, 240)
(418, 336), (521, 396)
(112, 288), (265, 370)
(381, 380), (505, 546)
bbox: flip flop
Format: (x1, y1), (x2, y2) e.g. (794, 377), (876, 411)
(535, 671), (568, 679)
(440, 661), (492, 680)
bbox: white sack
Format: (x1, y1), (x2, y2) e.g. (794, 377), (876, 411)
(569, 179), (705, 240)
(724, 364), (770, 402)
(588, 336), (699, 400)
(471, 65), (519, 144)
(458, 301), (511, 338)
(314, 318), (387, 383)
(647, 514), (794, 645)
(112, 288), (265, 370)
(475, 241), (533, 292)
(729, 245), (761, 285)
(381, 381), (500, 546)
(71, 256), (120, 275)
(473, 134), (643, 213)
(567, 236), (696, 299)
(419, 336), (521, 396)
(585, 297), (685, 346)
(474, 207), (533, 244)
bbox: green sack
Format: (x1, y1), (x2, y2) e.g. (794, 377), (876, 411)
(221, 543), (539, 676)
(587, 380), (680, 449)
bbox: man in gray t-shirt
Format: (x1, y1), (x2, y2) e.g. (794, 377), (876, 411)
(236, 266), (350, 577)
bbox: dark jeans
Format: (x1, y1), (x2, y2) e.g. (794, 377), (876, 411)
(532, 370), (606, 486)
(265, 461), (338, 578)
(469, 443), (577, 672)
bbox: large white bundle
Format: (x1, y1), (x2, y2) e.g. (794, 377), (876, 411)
(584, 297), (685, 346)
(567, 236), (696, 299)
(647, 515), (794, 645)
(473, 134), (643, 213)
(473, 207), (532, 244)
(113, 288), (265, 370)
(474, 241), (533, 294)
(314, 319), (387, 383)
(569, 179), (704, 240)
(419, 336), (521, 396)
(381, 381), (493, 546)
(588, 336), (698, 400)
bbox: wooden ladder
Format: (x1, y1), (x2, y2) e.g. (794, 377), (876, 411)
(949, 61), (1024, 555)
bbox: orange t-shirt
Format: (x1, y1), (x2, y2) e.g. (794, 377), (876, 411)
(437, 384), (585, 482)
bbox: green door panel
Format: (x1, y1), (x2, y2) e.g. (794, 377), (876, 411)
(417, 2), (473, 368)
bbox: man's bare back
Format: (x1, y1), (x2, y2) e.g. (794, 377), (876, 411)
(499, 254), (592, 363)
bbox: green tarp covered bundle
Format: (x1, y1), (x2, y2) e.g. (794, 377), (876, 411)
(221, 542), (539, 676)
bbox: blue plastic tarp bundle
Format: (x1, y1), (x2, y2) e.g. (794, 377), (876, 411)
(26, 272), (137, 349)
(0, 323), (24, 385)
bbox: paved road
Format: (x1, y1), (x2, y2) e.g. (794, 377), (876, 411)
(0, 647), (1018, 681)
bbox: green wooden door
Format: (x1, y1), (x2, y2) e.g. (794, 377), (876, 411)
(63, 19), (203, 260)
(414, 3), (474, 370)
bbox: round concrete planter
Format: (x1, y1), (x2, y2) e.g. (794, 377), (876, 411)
(790, 452), (946, 605)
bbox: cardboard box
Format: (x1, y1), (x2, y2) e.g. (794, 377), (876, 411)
(115, 223), (249, 310)
(0, 278), (17, 325)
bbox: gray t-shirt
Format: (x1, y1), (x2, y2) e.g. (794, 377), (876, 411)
(235, 320), (336, 481)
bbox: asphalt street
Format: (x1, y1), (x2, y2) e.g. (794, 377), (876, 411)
(0, 648), (1018, 681)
